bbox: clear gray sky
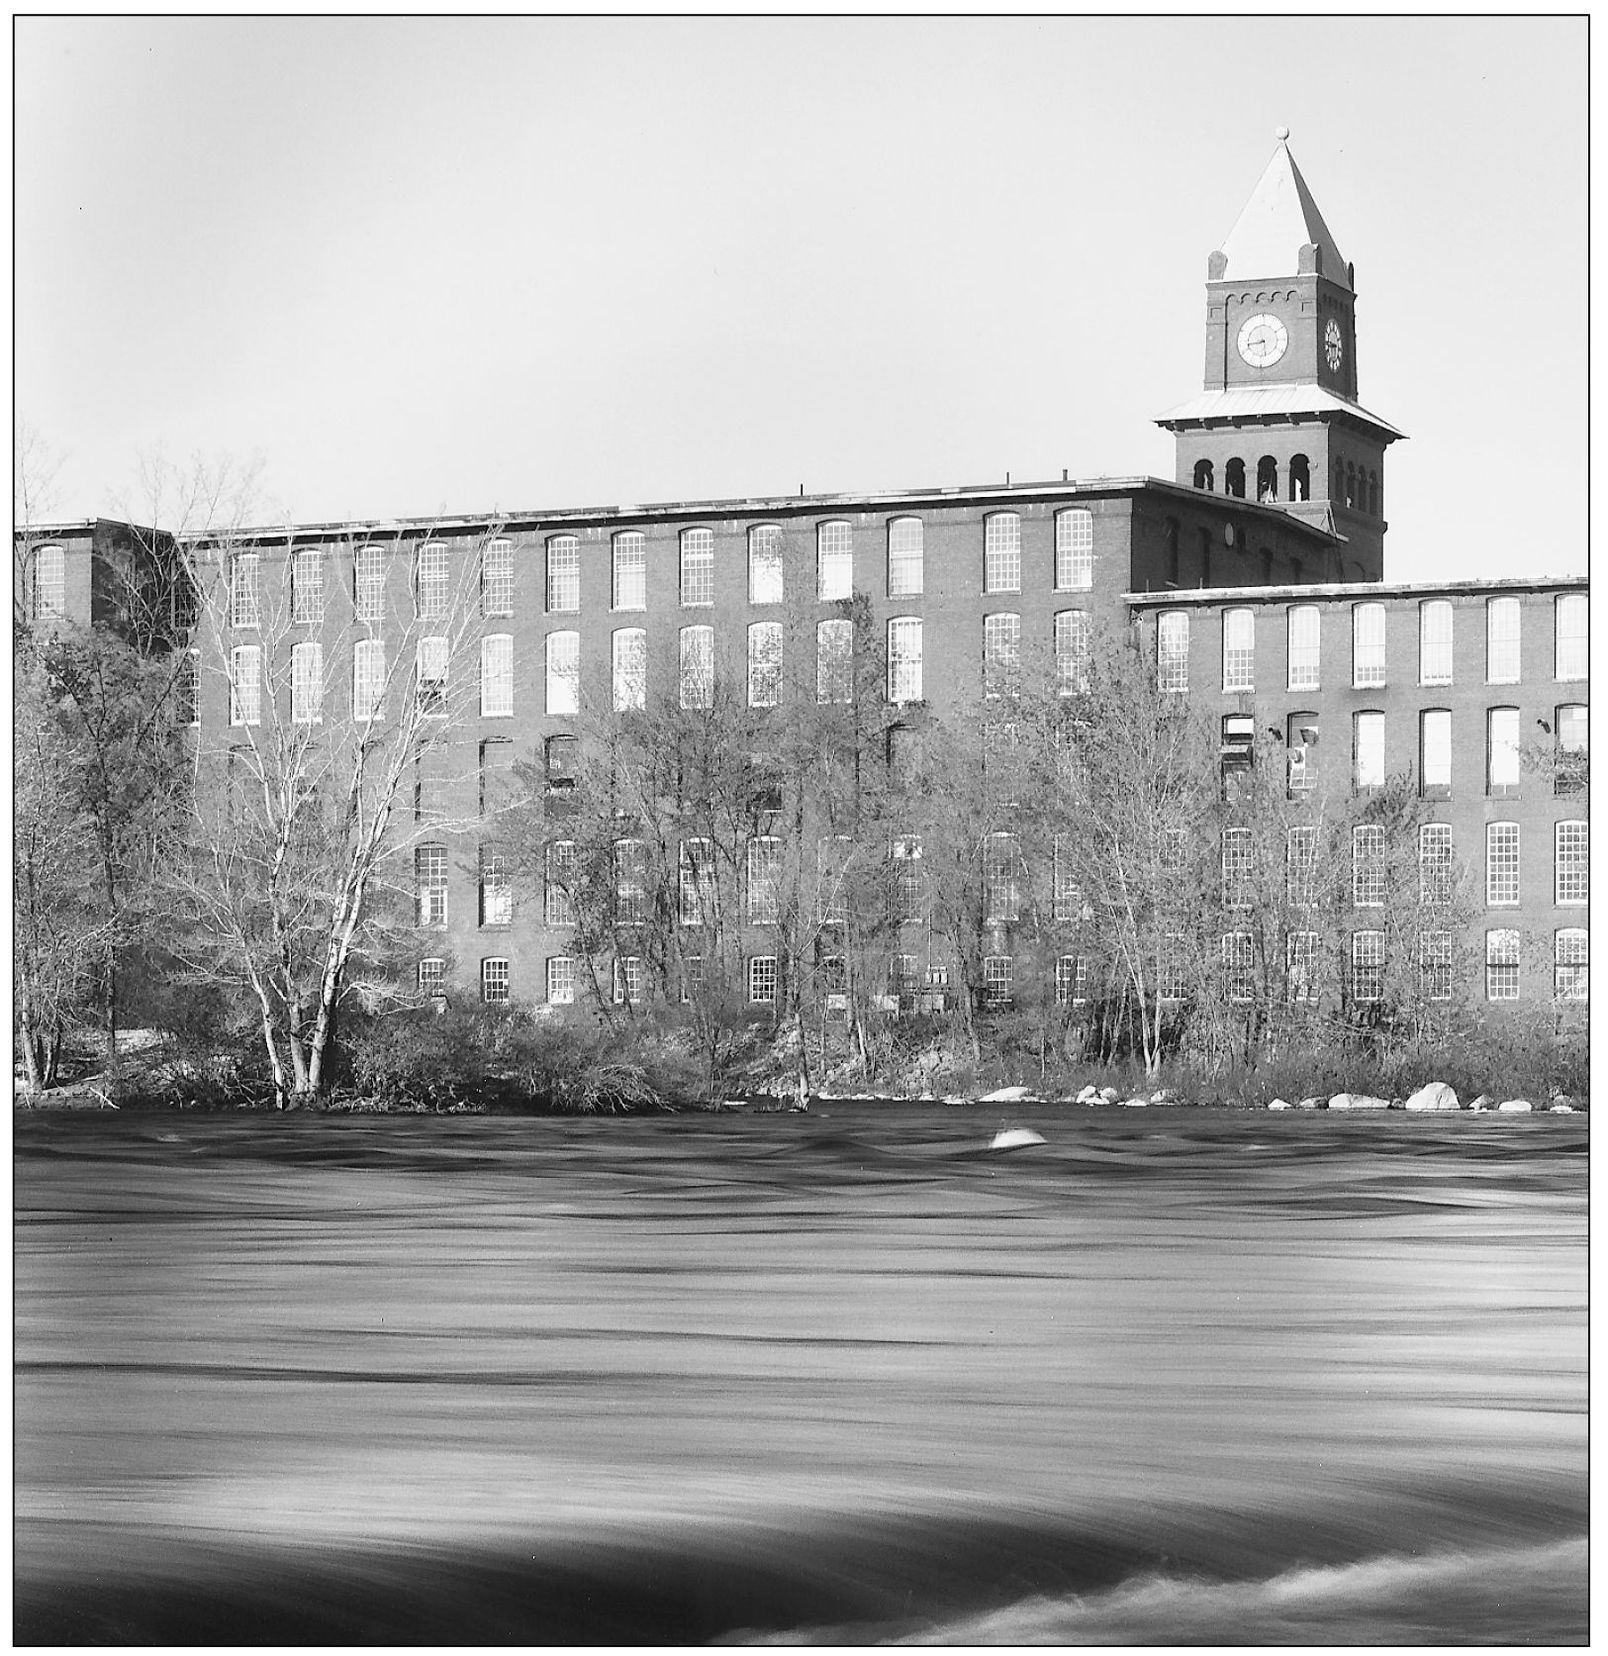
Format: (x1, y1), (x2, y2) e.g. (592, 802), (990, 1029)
(15, 15), (1586, 582)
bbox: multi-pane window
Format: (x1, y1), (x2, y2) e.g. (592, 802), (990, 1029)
(1054, 610), (1090, 696)
(1055, 508), (1093, 591)
(481, 959), (510, 1004)
(480, 847), (512, 927)
(1487, 707), (1520, 793)
(1287, 605), (1320, 691)
(611, 531), (647, 611)
(416, 543), (448, 619)
(1055, 955), (1089, 1006)
(817, 836), (853, 925)
(353, 638), (385, 721)
(1352, 602), (1386, 688)
(1555, 821), (1588, 905)
(355, 545), (385, 622)
(1354, 710), (1385, 789)
(480, 634), (513, 717)
(231, 553), (261, 628)
(1419, 599), (1453, 685)
(481, 538), (513, 617)
(982, 955), (1013, 1007)
(892, 836), (924, 923)
(415, 636), (448, 716)
(177, 649), (201, 726)
(679, 625), (714, 710)
(417, 958), (446, 996)
(984, 512), (1022, 593)
(291, 641), (322, 724)
(1352, 825), (1386, 907)
(1420, 932), (1453, 1001)
(1157, 611), (1189, 692)
(1420, 709), (1451, 793)
(1486, 822), (1520, 907)
(1555, 704), (1588, 794)
(1222, 608), (1255, 692)
(545, 735), (579, 793)
(681, 956), (705, 1004)
(1287, 826), (1317, 906)
(32, 545), (65, 619)
(416, 844), (448, 926)
(1287, 713), (1318, 793)
(613, 839), (648, 925)
(744, 621), (780, 708)
(612, 628), (646, 713)
(1222, 932), (1254, 1002)
(1157, 940), (1187, 1003)
(546, 631), (580, 715)
(748, 524), (784, 605)
(748, 956), (778, 1005)
(1487, 596), (1521, 684)
(544, 841), (577, 926)
(613, 956), (644, 1006)
(747, 835), (781, 924)
(817, 618), (853, 704)
(817, 521), (853, 600)
(680, 838), (716, 926)
(230, 644), (261, 726)
(984, 831), (1021, 922)
(1287, 931), (1319, 1003)
(887, 517), (924, 597)
(547, 956), (576, 1005)
(1052, 833), (1083, 923)
(292, 549), (324, 623)
(1351, 931), (1385, 1002)
(888, 617), (922, 702)
(546, 536), (580, 613)
(1419, 823), (1455, 904)
(1222, 828), (1252, 909)
(1555, 593), (1587, 680)
(889, 954), (920, 997)
(983, 612), (1021, 698)
(1555, 929), (1588, 1002)
(1485, 930), (1520, 1001)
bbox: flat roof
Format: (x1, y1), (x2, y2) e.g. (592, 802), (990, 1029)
(1125, 572), (1587, 605)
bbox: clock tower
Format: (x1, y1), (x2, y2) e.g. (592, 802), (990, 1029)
(1156, 132), (1403, 580)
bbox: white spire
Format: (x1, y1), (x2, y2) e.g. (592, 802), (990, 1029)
(1217, 133), (1351, 290)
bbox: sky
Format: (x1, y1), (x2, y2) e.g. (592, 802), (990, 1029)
(14, 15), (1588, 583)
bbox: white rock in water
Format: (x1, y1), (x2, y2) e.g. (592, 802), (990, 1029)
(1327, 1092), (1390, 1111)
(1497, 1099), (1533, 1113)
(1550, 1103), (1575, 1113)
(1119, 1096), (1149, 1108)
(988, 1127), (1046, 1151)
(1076, 1085), (1101, 1104)
(1404, 1082), (1460, 1112)
(1295, 1096), (1323, 1110)
(980, 1085), (1032, 1103)
(1267, 1098), (1291, 1111)
(1099, 1087), (1122, 1103)
(1468, 1094), (1493, 1112)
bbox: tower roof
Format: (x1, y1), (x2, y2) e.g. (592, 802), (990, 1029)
(1217, 135), (1351, 291)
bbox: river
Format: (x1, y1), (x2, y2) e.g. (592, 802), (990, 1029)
(14, 1104), (1587, 1644)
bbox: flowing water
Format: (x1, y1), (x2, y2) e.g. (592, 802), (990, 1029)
(14, 1104), (1587, 1644)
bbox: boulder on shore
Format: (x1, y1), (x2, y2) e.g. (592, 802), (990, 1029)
(1404, 1081), (1460, 1113)
(1295, 1096), (1323, 1110)
(1550, 1103), (1576, 1113)
(1099, 1087), (1121, 1104)
(1327, 1092), (1390, 1111)
(1118, 1096), (1149, 1108)
(980, 1085), (1032, 1103)
(1497, 1099), (1533, 1113)
(1468, 1094), (1493, 1112)
(1076, 1085), (1101, 1104)
(1267, 1098), (1291, 1111)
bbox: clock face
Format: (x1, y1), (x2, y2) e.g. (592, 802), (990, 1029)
(1237, 312), (1289, 368)
(1325, 317), (1344, 372)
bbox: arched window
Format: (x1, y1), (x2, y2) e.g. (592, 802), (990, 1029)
(817, 521), (853, 600)
(1192, 459), (1214, 492)
(1345, 463), (1358, 510)
(681, 528), (715, 606)
(816, 618), (852, 704)
(354, 544), (385, 622)
(612, 531), (647, 610)
(546, 535), (580, 613)
(1333, 458), (1345, 500)
(1222, 608), (1254, 692)
(886, 517), (923, 597)
(887, 618), (922, 703)
(612, 627), (646, 712)
(1054, 508), (1093, 590)
(1288, 455), (1310, 502)
(748, 524), (784, 605)
(983, 512), (1022, 593)
(545, 631), (580, 714)
(679, 625), (714, 709)
(1287, 605), (1320, 690)
(1157, 611), (1189, 692)
(748, 621), (782, 707)
(983, 612), (1021, 698)
(1224, 459), (1246, 499)
(1368, 471), (1380, 516)
(1256, 457), (1278, 502)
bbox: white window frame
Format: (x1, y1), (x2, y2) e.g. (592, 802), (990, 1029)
(354, 544), (385, 622)
(1555, 593), (1587, 681)
(1419, 932), (1454, 1002)
(748, 524), (784, 605)
(291, 548), (324, 624)
(680, 528), (715, 607)
(983, 612), (1021, 699)
(416, 542), (449, 620)
(1222, 932), (1255, 1002)
(545, 841), (577, 927)
(984, 512), (1021, 594)
(1286, 826), (1317, 906)
(1287, 604), (1320, 691)
(1486, 596), (1521, 685)
(747, 835), (781, 924)
(480, 634), (513, 718)
(748, 955), (778, 1005)
(1157, 611), (1189, 692)
(1486, 822), (1520, 907)
(1419, 823), (1454, 905)
(352, 638), (385, 722)
(290, 640), (323, 725)
(1222, 827), (1252, 909)
(613, 839), (648, 925)
(481, 958), (510, 1004)
(416, 844), (448, 927)
(1420, 708), (1451, 791)
(887, 617), (922, 703)
(816, 521), (853, 601)
(982, 954), (1013, 1007)
(1222, 607), (1255, 692)
(1555, 820), (1588, 906)
(546, 956), (576, 1005)
(1487, 706), (1521, 793)
(230, 644), (262, 726)
(1554, 928), (1588, 1002)
(680, 838), (716, 926)
(1419, 599), (1453, 686)
(1287, 930), (1319, 1003)
(231, 553), (261, 629)
(1055, 508), (1093, 591)
(1352, 824), (1385, 908)
(679, 624), (714, 710)
(1351, 930), (1385, 1002)
(817, 617), (853, 705)
(1054, 610), (1090, 696)
(481, 537), (514, 618)
(545, 630), (580, 715)
(984, 831), (1021, 923)
(32, 544), (65, 619)
(613, 956), (644, 1006)
(887, 516), (924, 598)
(418, 958), (446, 995)
(612, 627), (647, 713)
(748, 621), (782, 708)
(480, 847), (512, 927)
(1354, 710), (1385, 789)
(1352, 602), (1386, 689)
(1485, 929), (1520, 1002)
(546, 535), (580, 614)
(612, 531), (647, 611)
(415, 635), (448, 716)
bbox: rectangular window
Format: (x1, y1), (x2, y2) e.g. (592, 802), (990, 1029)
(748, 621), (782, 707)
(1419, 599), (1453, 685)
(817, 521), (853, 601)
(892, 835), (924, 923)
(817, 618), (853, 704)
(229, 644), (261, 726)
(1055, 954), (1089, 1006)
(888, 617), (922, 702)
(612, 627), (646, 712)
(1054, 610), (1090, 696)
(482, 537), (513, 617)
(1351, 931), (1385, 1002)
(984, 513), (1021, 594)
(546, 536), (580, 613)
(545, 734), (578, 794)
(1052, 833), (1082, 923)
(1420, 709), (1451, 793)
(352, 638), (385, 721)
(545, 841), (577, 926)
(1287, 713), (1318, 794)
(292, 548), (324, 623)
(612, 531), (647, 610)
(1287, 604), (1320, 691)
(32, 545), (65, 619)
(480, 634), (513, 718)
(1055, 508), (1093, 591)
(748, 524), (784, 605)
(1555, 704), (1587, 795)
(1222, 828), (1252, 909)
(418, 958), (446, 995)
(1419, 823), (1454, 904)
(1485, 929), (1520, 1001)
(355, 545), (385, 622)
(415, 636), (448, 716)
(1287, 826), (1317, 906)
(1157, 611), (1188, 692)
(1487, 596), (1521, 684)
(1222, 932), (1254, 1002)
(748, 955), (778, 1005)
(889, 953), (920, 997)
(983, 612), (1021, 698)
(1486, 822), (1520, 907)
(982, 955), (1013, 1007)
(1555, 592), (1587, 680)
(681, 956), (705, 1004)
(1352, 824), (1386, 907)
(887, 517), (923, 597)
(679, 625), (714, 710)
(1487, 707), (1521, 793)
(747, 835), (781, 924)
(1352, 602), (1386, 688)
(1287, 930), (1319, 1003)
(614, 839), (647, 925)
(481, 958), (510, 1003)
(1354, 710), (1385, 789)
(177, 649), (201, 726)
(1222, 608), (1254, 692)
(1157, 940), (1187, 1003)
(817, 836), (852, 925)
(416, 542), (448, 620)
(291, 641), (323, 724)
(546, 631), (579, 715)
(480, 847), (512, 927)
(984, 831), (1021, 923)
(680, 838), (715, 926)
(1554, 928), (1588, 1001)
(416, 844), (448, 927)
(1420, 932), (1453, 1001)
(613, 956), (644, 1006)
(231, 553), (260, 629)
(546, 956), (575, 1005)
(1555, 820), (1588, 905)
(681, 528), (715, 606)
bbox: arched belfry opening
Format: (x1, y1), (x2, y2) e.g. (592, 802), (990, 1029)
(1224, 458), (1246, 499)
(1192, 458), (1214, 492)
(1289, 454), (1310, 501)
(1256, 456), (1278, 502)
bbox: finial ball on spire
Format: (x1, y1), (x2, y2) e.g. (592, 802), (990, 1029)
(1275, 126), (1290, 142)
